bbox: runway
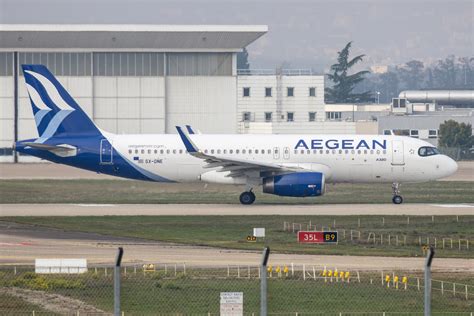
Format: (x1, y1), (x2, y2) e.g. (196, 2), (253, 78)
(1, 203), (473, 216)
(0, 221), (472, 272)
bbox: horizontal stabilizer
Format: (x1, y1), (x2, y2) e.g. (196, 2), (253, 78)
(22, 142), (77, 157)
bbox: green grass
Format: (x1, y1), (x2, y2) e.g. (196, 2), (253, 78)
(0, 269), (471, 314)
(5, 215), (473, 258)
(1, 179), (473, 204)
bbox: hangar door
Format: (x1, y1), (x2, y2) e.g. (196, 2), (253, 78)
(391, 140), (405, 165)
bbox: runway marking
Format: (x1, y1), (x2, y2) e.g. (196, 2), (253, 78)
(0, 241), (33, 247)
(74, 204), (116, 207)
(430, 204), (474, 208)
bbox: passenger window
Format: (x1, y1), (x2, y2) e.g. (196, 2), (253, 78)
(249, 150), (252, 154)
(255, 150), (259, 154)
(301, 150), (305, 154)
(217, 149), (221, 154)
(148, 149), (151, 154)
(179, 149), (183, 154)
(268, 149), (271, 154)
(223, 149), (227, 154)
(320, 150), (323, 154)
(154, 149), (158, 154)
(128, 149), (132, 154)
(236, 149), (240, 154)
(166, 149), (170, 154)
(376, 150), (380, 154)
(326, 150), (330, 154)
(242, 149), (246, 154)
(135, 149), (138, 154)
(339, 150), (343, 154)
(141, 149), (145, 154)
(294, 150), (298, 154)
(173, 149), (176, 154)
(160, 149), (164, 154)
(345, 150), (349, 154)
(230, 149), (233, 154)
(204, 149), (208, 154)
(211, 149), (215, 154)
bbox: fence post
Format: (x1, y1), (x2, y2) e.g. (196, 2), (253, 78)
(114, 247), (124, 316)
(260, 247), (270, 316)
(424, 246), (435, 316)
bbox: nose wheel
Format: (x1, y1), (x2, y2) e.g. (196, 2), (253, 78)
(392, 183), (403, 204)
(239, 191), (256, 205)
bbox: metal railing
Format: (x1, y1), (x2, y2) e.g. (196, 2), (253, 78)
(237, 69), (320, 76)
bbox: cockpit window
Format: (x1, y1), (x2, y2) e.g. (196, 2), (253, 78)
(418, 146), (440, 157)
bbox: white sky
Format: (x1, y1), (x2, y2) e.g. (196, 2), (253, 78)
(1, 0), (472, 70)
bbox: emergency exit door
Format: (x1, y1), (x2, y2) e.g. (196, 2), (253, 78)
(100, 139), (113, 165)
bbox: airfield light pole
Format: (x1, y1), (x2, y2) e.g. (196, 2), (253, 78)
(260, 247), (270, 316)
(424, 246), (435, 316)
(114, 247), (124, 316)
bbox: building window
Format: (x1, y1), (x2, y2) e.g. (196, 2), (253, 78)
(243, 87), (250, 97)
(167, 53), (232, 76)
(309, 87), (316, 97)
(410, 130), (419, 138)
(265, 112), (273, 122)
(308, 112), (316, 122)
(287, 87), (294, 97)
(243, 112), (251, 122)
(393, 129), (410, 136)
(287, 112), (294, 122)
(265, 87), (272, 97)
(428, 129), (438, 138)
(326, 112), (342, 121)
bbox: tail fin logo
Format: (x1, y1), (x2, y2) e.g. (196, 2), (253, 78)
(24, 70), (75, 143)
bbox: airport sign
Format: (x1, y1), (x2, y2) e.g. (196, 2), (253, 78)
(297, 231), (338, 243)
(220, 292), (243, 315)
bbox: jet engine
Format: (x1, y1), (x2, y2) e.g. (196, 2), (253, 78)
(262, 172), (325, 197)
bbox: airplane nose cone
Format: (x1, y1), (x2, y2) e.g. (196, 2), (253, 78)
(439, 155), (458, 178)
(447, 157), (458, 176)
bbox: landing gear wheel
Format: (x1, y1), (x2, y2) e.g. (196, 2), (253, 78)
(392, 195), (403, 204)
(239, 191), (256, 205)
(391, 182), (403, 204)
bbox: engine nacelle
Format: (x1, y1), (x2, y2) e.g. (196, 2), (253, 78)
(262, 172), (325, 197)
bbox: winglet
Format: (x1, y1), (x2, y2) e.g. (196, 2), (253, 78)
(185, 125), (195, 134)
(176, 126), (199, 153)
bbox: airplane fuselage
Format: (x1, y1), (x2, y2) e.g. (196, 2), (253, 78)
(18, 133), (458, 185)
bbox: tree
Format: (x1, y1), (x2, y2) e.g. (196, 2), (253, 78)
(439, 120), (473, 149)
(398, 60), (424, 90)
(237, 47), (250, 70)
(325, 41), (372, 103)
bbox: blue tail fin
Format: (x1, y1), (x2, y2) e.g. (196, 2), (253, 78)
(22, 64), (101, 142)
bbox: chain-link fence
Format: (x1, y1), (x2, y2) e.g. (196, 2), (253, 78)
(1, 262), (472, 315)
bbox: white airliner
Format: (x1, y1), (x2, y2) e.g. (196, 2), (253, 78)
(15, 65), (459, 205)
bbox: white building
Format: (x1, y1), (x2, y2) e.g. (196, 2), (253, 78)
(0, 24), (267, 161)
(237, 69), (355, 134)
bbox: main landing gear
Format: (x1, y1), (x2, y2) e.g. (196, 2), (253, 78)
(239, 190), (256, 205)
(392, 182), (403, 204)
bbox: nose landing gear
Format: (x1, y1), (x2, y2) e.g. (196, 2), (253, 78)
(392, 183), (403, 204)
(239, 190), (256, 205)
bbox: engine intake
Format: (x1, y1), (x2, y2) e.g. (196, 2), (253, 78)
(263, 172), (325, 197)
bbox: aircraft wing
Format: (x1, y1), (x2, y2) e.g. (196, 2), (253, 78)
(176, 126), (300, 177)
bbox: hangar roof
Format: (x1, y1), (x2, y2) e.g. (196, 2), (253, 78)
(0, 24), (268, 52)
